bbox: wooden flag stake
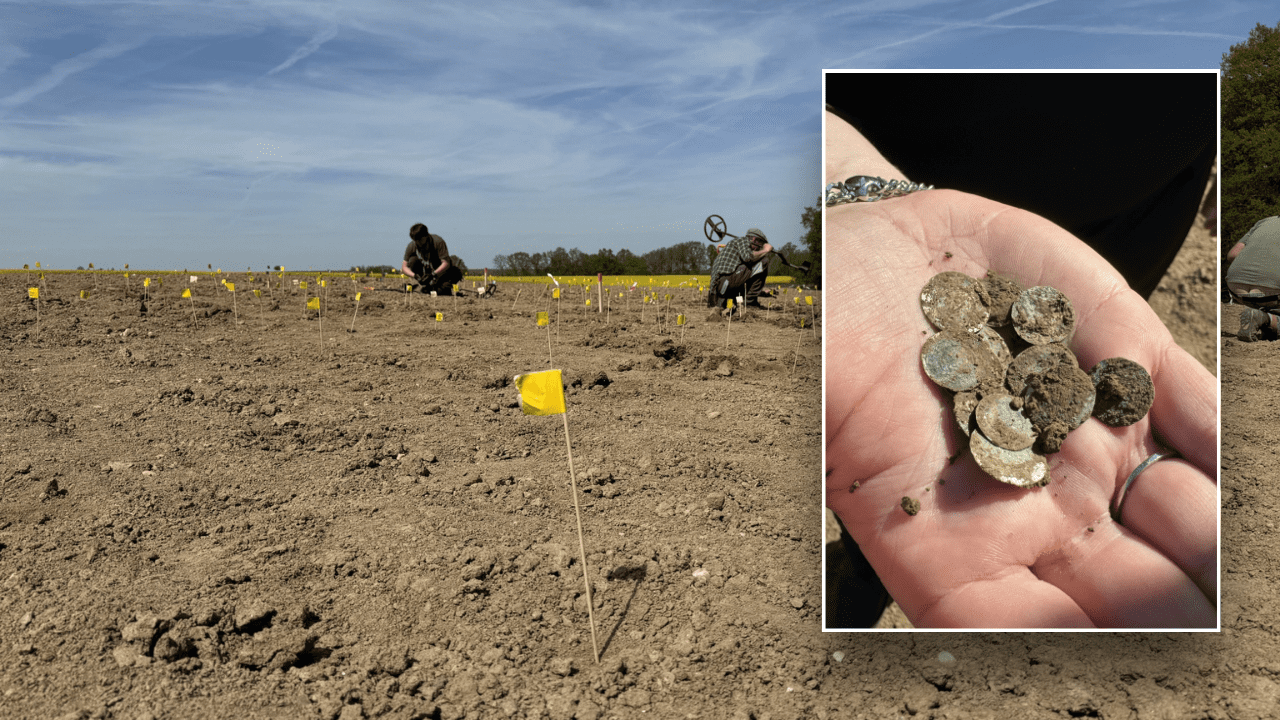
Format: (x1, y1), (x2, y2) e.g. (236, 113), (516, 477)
(350, 292), (362, 332)
(560, 411), (600, 664)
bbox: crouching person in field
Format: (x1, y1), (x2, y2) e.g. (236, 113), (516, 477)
(402, 223), (464, 295)
(708, 227), (774, 311)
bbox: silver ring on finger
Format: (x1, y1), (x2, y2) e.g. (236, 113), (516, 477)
(1111, 451), (1178, 524)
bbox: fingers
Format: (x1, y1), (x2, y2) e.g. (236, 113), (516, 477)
(1115, 458), (1218, 601)
(1148, 346), (1217, 476)
(1030, 522), (1215, 628)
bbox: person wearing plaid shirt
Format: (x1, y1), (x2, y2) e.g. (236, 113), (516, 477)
(708, 227), (773, 310)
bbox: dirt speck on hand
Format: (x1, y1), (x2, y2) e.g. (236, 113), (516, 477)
(901, 496), (921, 516)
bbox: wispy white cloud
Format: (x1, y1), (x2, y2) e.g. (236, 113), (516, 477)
(267, 23), (338, 75)
(0, 41), (140, 110)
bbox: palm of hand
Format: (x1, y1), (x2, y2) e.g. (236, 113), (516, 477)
(825, 190), (1216, 628)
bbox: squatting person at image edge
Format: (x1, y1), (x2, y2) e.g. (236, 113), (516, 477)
(402, 223), (464, 295)
(1227, 216), (1280, 341)
(708, 227), (773, 310)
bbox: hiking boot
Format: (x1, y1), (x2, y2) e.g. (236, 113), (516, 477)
(1239, 308), (1271, 342)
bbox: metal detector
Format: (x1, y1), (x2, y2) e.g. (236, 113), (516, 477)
(703, 214), (812, 275)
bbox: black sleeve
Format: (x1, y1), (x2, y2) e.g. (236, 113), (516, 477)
(826, 72), (1216, 298)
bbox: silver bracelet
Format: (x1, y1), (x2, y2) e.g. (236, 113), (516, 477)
(825, 175), (934, 207)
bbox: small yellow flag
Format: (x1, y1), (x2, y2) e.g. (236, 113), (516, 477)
(537, 311), (549, 326)
(800, 318), (806, 328)
(677, 314), (686, 326)
(452, 284), (459, 294)
(300, 281), (308, 289)
(806, 296), (814, 306)
(307, 297), (320, 310)
(23, 264), (28, 270)
(436, 312), (444, 322)
(226, 282), (235, 292)
(553, 288), (560, 299)
(182, 288), (192, 298)
(124, 272), (130, 278)
(727, 299), (734, 309)
(355, 292), (362, 301)
(585, 299), (591, 306)
(80, 290), (90, 299)
(35, 262), (41, 268)
(28, 287), (38, 299)
(794, 296), (799, 304)
(664, 294), (671, 301)
(514, 369), (566, 416)
(321, 280), (327, 288)
(405, 284), (412, 292)
(253, 289), (261, 298)
(89, 263), (94, 269)
(144, 278), (151, 287)
(125, 264), (130, 269)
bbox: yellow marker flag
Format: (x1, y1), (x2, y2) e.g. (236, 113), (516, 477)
(144, 278), (151, 287)
(28, 287), (39, 299)
(307, 297), (320, 310)
(321, 280), (327, 288)
(217, 268), (221, 274)
(124, 273), (130, 278)
(452, 284), (459, 294)
(537, 311), (549, 326)
(355, 292), (362, 301)
(253, 289), (261, 298)
(125, 264), (130, 269)
(182, 288), (192, 298)
(677, 314), (686, 325)
(89, 263), (94, 269)
(436, 312), (444, 322)
(35, 262), (40, 268)
(585, 299), (591, 306)
(726, 299), (734, 309)
(794, 296), (799, 304)
(664, 294), (671, 301)
(514, 369), (565, 416)
(80, 290), (90, 299)
(226, 282), (235, 292)
(806, 296), (814, 305)
(405, 284), (412, 292)
(300, 281), (308, 289)
(23, 264), (28, 270)
(800, 318), (807, 328)
(553, 288), (560, 299)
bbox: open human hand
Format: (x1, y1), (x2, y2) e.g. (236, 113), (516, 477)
(823, 188), (1217, 628)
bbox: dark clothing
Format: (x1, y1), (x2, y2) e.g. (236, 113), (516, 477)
(826, 72), (1216, 299)
(404, 234), (462, 294)
(708, 236), (770, 308)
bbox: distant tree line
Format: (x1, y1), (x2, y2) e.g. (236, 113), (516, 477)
(1223, 22), (1280, 255)
(488, 198), (823, 287)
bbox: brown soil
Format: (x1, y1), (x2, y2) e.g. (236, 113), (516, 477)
(1, 279), (832, 719)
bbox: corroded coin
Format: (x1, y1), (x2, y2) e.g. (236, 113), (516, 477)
(921, 329), (1001, 392)
(1022, 365), (1096, 433)
(970, 429), (1049, 488)
(975, 272), (1024, 328)
(1006, 343), (1078, 396)
(975, 393), (1036, 451)
(921, 272), (989, 331)
(1090, 357), (1155, 427)
(976, 325), (1013, 373)
(953, 389), (980, 434)
(1011, 286), (1075, 345)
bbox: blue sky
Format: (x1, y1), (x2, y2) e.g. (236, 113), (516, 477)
(0, 1), (1260, 272)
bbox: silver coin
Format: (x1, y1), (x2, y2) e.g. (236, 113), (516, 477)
(1090, 357), (1154, 427)
(921, 329), (999, 392)
(1021, 365), (1096, 432)
(953, 389), (980, 434)
(1011, 286), (1075, 345)
(975, 393), (1036, 451)
(970, 429), (1049, 488)
(1006, 343), (1078, 396)
(921, 272), (988, 331)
